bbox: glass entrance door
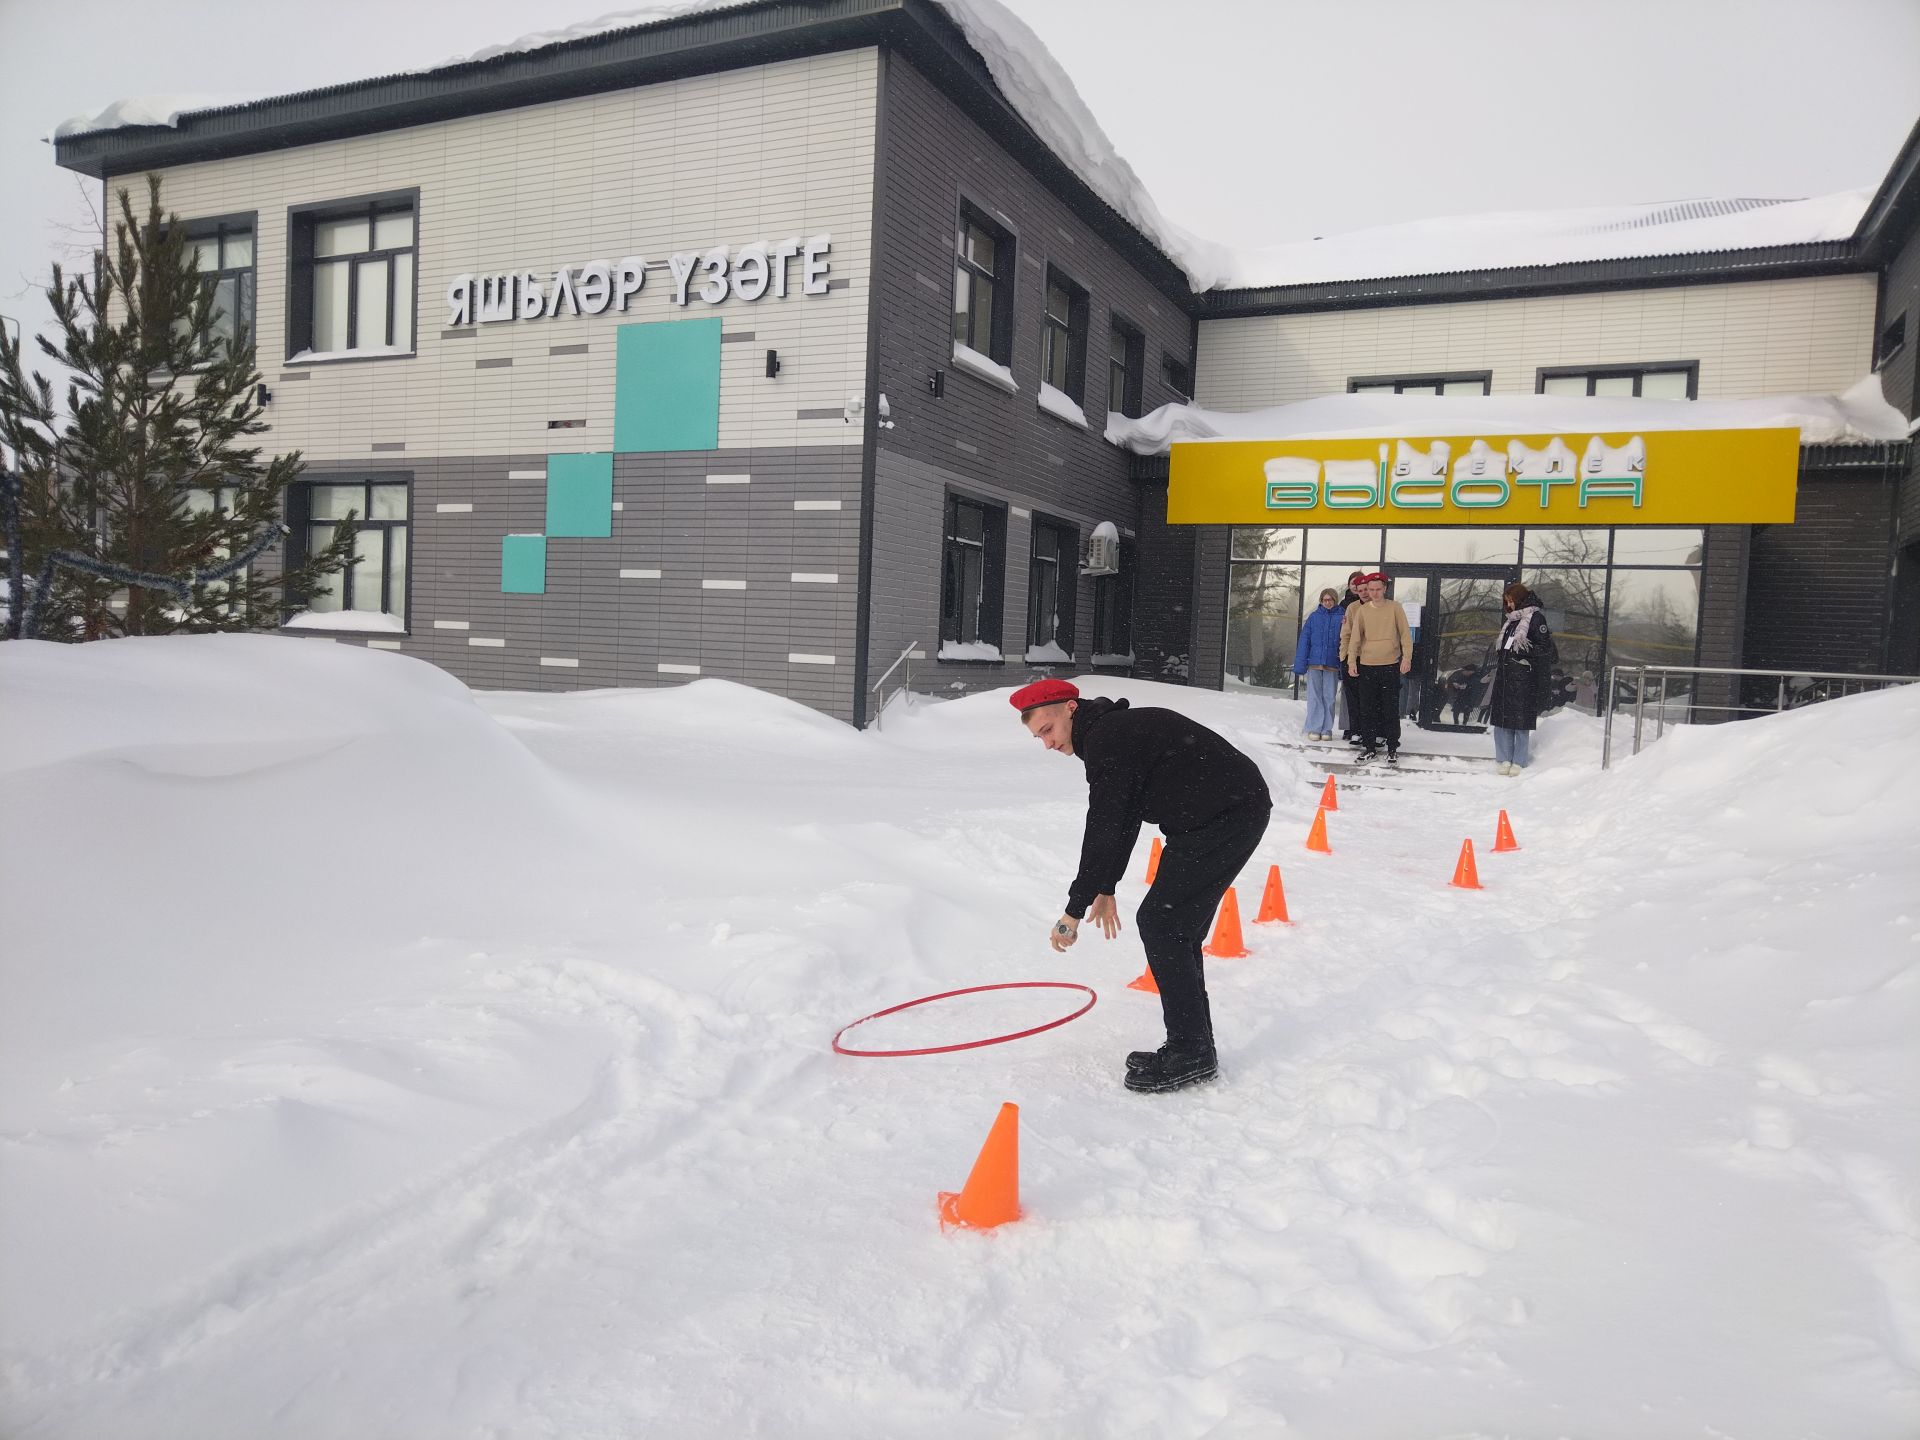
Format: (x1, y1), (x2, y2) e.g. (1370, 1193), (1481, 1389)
(1389, 568), (1512, 732)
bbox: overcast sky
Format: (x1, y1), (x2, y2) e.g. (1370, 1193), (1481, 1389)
(3, 0), (1918, 347)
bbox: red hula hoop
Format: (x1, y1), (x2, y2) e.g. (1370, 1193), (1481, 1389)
(832, 981), (1098, 1057)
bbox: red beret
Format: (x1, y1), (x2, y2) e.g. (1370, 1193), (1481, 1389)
(1009, 678), (1080, 713)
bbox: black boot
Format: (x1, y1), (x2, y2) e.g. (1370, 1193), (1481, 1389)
(1125, 1043), (1166, 1072)
(1124, 1043), (1218, 1093)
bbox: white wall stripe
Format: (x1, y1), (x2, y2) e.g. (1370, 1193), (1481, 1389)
(794, 499), (842, 511)
(702, 579), (747, 590)
(619, 568), (662, 579)
(435, 502), (474, 513)
(705, 473), (752, 484)
(468, 637), (506, 648)
(1011, 506), (1031, 518)
(432, 619), (471, 630)
(366, 640), (403, 650)
(612, 501), (624, 511)
(790, 572), (839, 583)
(788, 653), (836, 665)
(539, 657), (580, 668)
(658, 663), (701, 675)
(507, 469), (545, 480)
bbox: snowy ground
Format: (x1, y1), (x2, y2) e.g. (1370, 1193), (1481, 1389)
(2, 635), (1917, 1439)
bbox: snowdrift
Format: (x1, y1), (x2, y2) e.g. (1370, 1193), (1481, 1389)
(1, 637), (1915, 1439)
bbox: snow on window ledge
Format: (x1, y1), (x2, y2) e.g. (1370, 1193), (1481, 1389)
(283, 609), (406, 634)
(286, 345), (415, 365)
(950, 342), (1017, 394)
(1023, 641), (1072, 664)
(937, 639), (1004, 662)
(1036, 383), (1089, 429)
(1092, 652), (1136, 667)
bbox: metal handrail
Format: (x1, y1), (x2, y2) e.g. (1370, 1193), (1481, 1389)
(1602, 663), (1920, 768)
(867, 642), (918, 731)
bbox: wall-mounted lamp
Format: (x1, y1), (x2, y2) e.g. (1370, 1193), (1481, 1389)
(927, 368), (945, 398)
(253, 383), (273, 408)
(765, 349), (781, 379)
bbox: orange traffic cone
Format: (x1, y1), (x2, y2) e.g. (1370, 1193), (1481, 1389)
(1318, 774), (1339, 812)
(1493, 810), (1519, 853)
(1203, 888), (1250, 957)
(1305, 807), (1332, 853)
(938, 1102), (1021, 1229)
(1255, 864), (1290, 924)
(1127, 965), (1160, 994)
(1143, 835), (1163, 884)
(1450, 838), (1483, 890)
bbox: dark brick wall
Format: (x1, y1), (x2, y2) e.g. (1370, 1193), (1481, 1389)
(1129, 482), (1199, 682)
(865, 50), (1196, 698)
(1692, 523), (1749, 718)
(1744, 468), (1900, 675)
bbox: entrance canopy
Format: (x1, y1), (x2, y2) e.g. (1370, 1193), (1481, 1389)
(1113, 378), (1911, 527)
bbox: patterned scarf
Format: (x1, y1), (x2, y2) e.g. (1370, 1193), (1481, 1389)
(1500, 605), (1539, 653)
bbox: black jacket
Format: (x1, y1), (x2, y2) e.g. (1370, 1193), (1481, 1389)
(1064, 698), (1270, 917)
(1487, 610), (1556, 731)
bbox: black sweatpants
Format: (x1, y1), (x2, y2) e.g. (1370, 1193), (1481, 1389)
(1351, 663), (1402, 753)
(1135, 800), (1271, 1051)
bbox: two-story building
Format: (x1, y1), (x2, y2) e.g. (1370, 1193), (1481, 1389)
(50, 1), (1920, 728)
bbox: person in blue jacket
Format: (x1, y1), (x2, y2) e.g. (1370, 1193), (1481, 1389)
(1292, 587), (1345, 739)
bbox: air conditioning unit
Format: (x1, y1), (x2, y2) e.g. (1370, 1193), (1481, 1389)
(1081, 520), (1121, 576)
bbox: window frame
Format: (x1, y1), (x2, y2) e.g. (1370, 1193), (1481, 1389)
(1161, 349), (1193, 402)
(1039, 265), (1089, 404)
(1107, 313), (1145, 419)
(939, 490), (1007, 656)
(1091, 536), (1135, 664)
(952, 199), (1016, 367)
(1534, 362), (1699, 399)
(1348, 370), (1492, 395)
(181, 211), (257, 356)
(1025, 512), (1079, 658)
(1874, 311), (1906, 372)
(285, 188), (421, 364)
(283, 474), (413, 629)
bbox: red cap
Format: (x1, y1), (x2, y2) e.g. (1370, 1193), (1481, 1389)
(1009, 678), (1080, 714)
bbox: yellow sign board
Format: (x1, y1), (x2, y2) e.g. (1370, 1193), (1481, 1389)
(1168, 427), (1800, 526)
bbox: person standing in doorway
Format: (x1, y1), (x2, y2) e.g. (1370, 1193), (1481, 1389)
(1344, 571), (1413, 764)
(1487, 582), (1556, 775)
(1337, 570), (1366, 742)
(1291, 588), (1344, 740)
(1016, 678), (1271, 1093)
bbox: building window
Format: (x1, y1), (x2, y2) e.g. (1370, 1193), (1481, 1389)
(953, 205), (1013, 364)
(940, 493), (1005, 654)
(1162, 350), (1193, 401)
(1875, 312), (1907, 371)
(289, 479), (410, 626)
(289, 196), (416, 360)
(1027, 515), (1077, 660)
(185, 219), (254, 353)
(1350, 372), (1490, 396)
(1040, 268), (1088, 402)
(184, 484), (248, 618)
(1108, 317), (1145, 418)
(1538, 364), (1696, 399)
(1092, 538), (1134, 662)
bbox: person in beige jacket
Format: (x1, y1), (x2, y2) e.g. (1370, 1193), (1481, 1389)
(1341, 571), (1413, 762)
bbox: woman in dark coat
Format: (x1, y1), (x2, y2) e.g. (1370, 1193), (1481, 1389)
(1488, 582), (1555, 775)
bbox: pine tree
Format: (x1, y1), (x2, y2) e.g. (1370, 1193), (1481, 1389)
(0, 174), (356, 641)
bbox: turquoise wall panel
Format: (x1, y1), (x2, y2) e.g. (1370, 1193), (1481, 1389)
(614, 318), (722, 453)
(502, 534), (547, 594)
(546, 452), (614, 538)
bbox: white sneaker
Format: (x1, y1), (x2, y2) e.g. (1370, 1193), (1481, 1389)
(1497, 762), (1514, 776)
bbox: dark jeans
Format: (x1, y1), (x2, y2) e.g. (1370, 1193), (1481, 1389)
(1136, 800), (1271, 1051)
(1351, 663), (1402, 752)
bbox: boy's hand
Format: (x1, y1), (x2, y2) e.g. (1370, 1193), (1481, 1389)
(1049, 915), (1079, 952)
(1087, 893), (1122, 939)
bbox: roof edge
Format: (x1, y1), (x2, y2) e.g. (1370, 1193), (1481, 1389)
(1198, 240), (1865, 318)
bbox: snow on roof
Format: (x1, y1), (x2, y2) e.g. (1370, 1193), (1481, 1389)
(46, 3), (1874, 294)
(1105, 376), (1914, 455)
(1220, 191), (1874, 291)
